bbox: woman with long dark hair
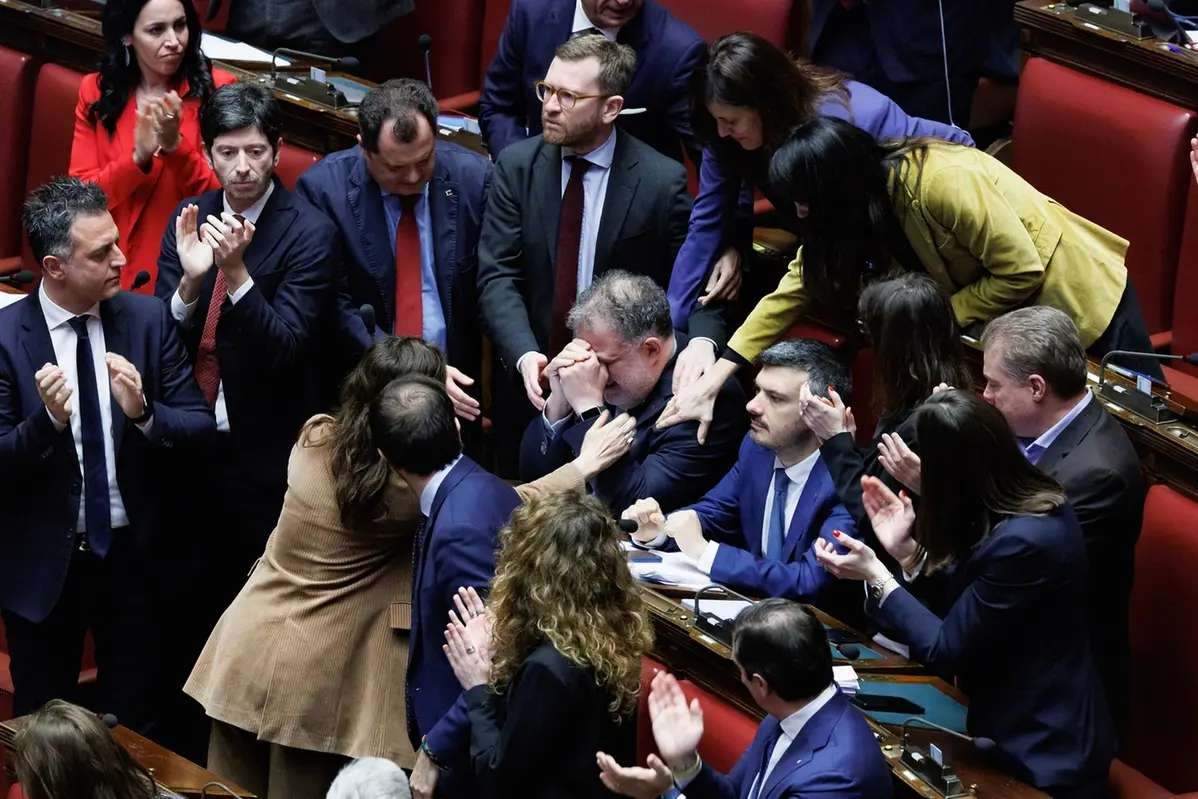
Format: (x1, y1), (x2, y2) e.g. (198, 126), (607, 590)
(184, 338), (634, 799)
(70, 0), (235, 292)
(441, 492), (653, 799)
(798, 274), (972, 525)
(815, 391), (1116, 797)
(12, 700), (157, 799)
(660, 115), (1156, 438)
(668, 32), (971, 387)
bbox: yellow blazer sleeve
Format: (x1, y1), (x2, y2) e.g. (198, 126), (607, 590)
(514, 463), (586, 502)
(727, 246), (812, 362)
(922, 165), (1047, 328)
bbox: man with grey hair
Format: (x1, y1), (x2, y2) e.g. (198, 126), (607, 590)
(327, 757), (411, 799)
(519, 271), (745, 513)
(623, 340), (861, 610)
(981, 306), (1142, 739)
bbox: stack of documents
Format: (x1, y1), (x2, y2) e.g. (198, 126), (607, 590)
(833, 665), (860, 696)
(623, 542), (713, 591)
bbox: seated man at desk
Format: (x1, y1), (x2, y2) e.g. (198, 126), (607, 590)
(622, 340), (857, 608)
(520, 271), (745, 514)
(597, 598), (892, 799)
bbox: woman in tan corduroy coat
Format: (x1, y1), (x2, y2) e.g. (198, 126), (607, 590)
(184, 338), (637, 799)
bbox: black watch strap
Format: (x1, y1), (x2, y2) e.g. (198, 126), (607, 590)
(576, 406), (604, 422)
(131, 394), (152, 425)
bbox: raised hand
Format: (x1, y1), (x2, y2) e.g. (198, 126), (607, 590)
(575, 410), (637, 479)
(35, 363), (72, 425)
(133, 101), (160, 169)
(157, 91), (183, 153)
(672, 338), (716, 394)
(596, 752), (674, 798)
(814, 529), (890, 583)
(877, 432), (921, 495)
(647, 671), (703, 770)
(445, 365), (480, 421)
(518, 352), (548, 411)
(799, 382), (848, 442)
(201, 212), (255, 269)
(861, 475), (917, 562)
(105, 353), (146, 421)
(621, 497), (666, 544)
(175, 204), (215, 289)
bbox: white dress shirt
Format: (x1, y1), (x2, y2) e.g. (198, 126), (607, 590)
(572, 0), (620, 39)
(679, 682), (839, 792)
(39, 284), (131, 532)
(419, 455), (463, 516)
(169, 183), (274, 432)
(696, 449), (822, 573)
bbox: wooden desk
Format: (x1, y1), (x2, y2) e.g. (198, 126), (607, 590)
(0, 716), (256, 798)
(641, 586), (1049, 799)
(1016, 0), (1198, 112)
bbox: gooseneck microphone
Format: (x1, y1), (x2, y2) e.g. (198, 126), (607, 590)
(129, 270), (152, 292)
(359, 304), (376, 335)
(270, 48), (362, 82)
(899, 716), (996, 752)
(419, 34), (434, 91)
(0, 269), (34, 287)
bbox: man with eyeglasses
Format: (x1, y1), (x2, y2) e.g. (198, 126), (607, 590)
(478, 34), (727, 476)
(479, 0), (704, 164)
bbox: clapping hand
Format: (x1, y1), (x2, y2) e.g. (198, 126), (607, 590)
(814, 529), (889, 583)
(35, 363), (72, 425)
(444, 586), (491, 690)
(861, 476), (917, 562)
(595, 752), (673, 798)
(201, 212), (255, 269)
(105, 353), (146, 421)
(647, 671), (704, 770)
(877, 432), (921, 495)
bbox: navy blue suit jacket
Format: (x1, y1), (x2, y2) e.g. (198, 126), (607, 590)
(479, 0), (704, 164)
(410, 457), (520, 769)
(682, 435), (855, 602)
(519, 333), (747, 513)
(870, 507), (1116, 790)
(294, 141), (491, 385)
(0, 291), (215, 622)
(685, 690), (892, 799)
(155, 179), (338, 488)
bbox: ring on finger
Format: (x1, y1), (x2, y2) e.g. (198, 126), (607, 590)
(465, 646), (476, 654)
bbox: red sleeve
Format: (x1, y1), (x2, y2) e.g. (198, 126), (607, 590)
(69, 74), (152, 208)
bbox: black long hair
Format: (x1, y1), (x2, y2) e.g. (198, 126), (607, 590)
(88, 0), (215, 136)
(768, 116), (932, 310)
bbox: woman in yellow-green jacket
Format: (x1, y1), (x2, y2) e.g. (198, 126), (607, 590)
(659, 115), (1156, 441)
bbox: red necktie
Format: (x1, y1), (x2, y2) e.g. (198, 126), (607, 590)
(552, 157), (590, 356)
(393, 194), (424, 338)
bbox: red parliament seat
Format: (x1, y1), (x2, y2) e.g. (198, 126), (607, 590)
(1161, 178), (1198, 399)
(274, 141), (321, 190)
(366, 0), (485, 104)
(0, 63), (85, 281)
(440, 0), (512, 112)
(1117, 485), (1198, 794)
(1011, 57), (1198, 341)
(0, 46), (37, 260)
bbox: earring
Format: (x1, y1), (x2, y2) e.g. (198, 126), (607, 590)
(124, 45), (131, 67)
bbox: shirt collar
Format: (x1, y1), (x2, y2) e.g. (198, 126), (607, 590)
(381, 181), (430, 206)
(39, 283), (98, 330)
(1031, 390), (1092, 452)
(778, 682), (838, 740)
(223, 179), (275, 224)
(418, 455), (462, 518)
(773, 448), (821, 487)
(565, 126), (618, 169)
(572, 0), (620, 40)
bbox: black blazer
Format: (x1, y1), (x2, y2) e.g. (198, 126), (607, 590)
(477, 131), (728, 377)
(155, 179), (339, 489)
(519, 333), (747, 513)
(462, 642), (636, 799)
(1037, 395), (1144, 738)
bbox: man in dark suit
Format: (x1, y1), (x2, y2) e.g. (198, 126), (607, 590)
(623, 340), (857, 610)
(370, 375), (520, 798)
(479, 35), (727, 464)
(480, 0), (704, 163)
(521, 271), (744, 513)
(598, 599), (892, 799)
(981, 306), (1144, 740)
(295, 79), (488, 425)
(223, 0), (413, 56)
(0, 177), (214, 730)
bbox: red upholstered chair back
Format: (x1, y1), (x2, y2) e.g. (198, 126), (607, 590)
(1123, 485), (1198, 793)
(0, 47), (36, 259)
(1170, 180), (1198, 373)
(367, 0), (485, 101)
(479, 0), (513, 82)
(637, 657), (665, 764)
(678, 680), (758, 774)
(1012, 57), (1197, 336)
(275, 142), (321, 190)
(654, 0), (794, 47)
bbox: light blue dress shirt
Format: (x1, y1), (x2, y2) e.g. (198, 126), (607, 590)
(381, 183), (447, 353)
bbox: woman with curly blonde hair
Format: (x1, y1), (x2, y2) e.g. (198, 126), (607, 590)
(442, 491), (652, 798)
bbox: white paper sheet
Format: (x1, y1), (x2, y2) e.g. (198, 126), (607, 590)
(201, 33), (290, 65)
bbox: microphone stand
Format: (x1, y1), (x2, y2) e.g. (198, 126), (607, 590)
(896, 716), (992, 799)
(1096, 349), (1196, 424)
(267, 48), (354, 109)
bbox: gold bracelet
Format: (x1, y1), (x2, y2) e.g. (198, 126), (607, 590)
(671, 753), (703, 787)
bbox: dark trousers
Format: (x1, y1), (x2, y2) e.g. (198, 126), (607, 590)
(1, 533), (158, 733)
(1087, 279), (1165, 381)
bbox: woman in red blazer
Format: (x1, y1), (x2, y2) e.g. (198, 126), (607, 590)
(70, 0), (235, 292)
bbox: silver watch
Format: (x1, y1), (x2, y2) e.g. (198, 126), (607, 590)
(869, 574), (896, 601)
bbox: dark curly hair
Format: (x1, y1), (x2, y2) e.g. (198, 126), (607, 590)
(88, 0), (215, 135)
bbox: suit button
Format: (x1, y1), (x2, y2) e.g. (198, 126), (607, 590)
(540, 440), (548, 455)
(65, 531), (72, 539)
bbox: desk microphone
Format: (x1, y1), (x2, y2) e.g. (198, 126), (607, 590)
(359, 303), (376, 335)
(899, 716), (996, 752)
(101, 713), (119, 729)
(129, 270), (152, 292)
(618, 518), (639, 534)
(419, 34), (434, 91)
(270, 48), (362, 82)
(0, 269), (33, 287)
(836, 643), (861, 660)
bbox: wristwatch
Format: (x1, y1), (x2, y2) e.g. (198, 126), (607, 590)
(576, 406), (604, 422)
(130, 393), (152, 425)
(869, 574), (897, 601)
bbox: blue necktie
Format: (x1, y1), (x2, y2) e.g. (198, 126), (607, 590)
(1018, 437), (1045, 466)
(749, 724), (783, 799)
(68, 315), (111, 557)
(766, 467), (788, 560)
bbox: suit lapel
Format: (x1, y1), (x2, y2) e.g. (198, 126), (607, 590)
(593, 134), (639, 275)
(1035, 394), (1101, 475)
(428, 158), (459, 338)
(534, 144), (564, 265)
(21, 291), (58, 376)
(99, 296), (128, 458)
(744, 447), (773, 558)
(348, 156), (393, 323)
(783, 458), (832, 561)
(240, 178), (296, 278)
(760, 693), (845, 799)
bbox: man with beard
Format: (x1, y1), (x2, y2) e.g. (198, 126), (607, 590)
(478, 34), (726, 473)
(622, 339), (859, 613)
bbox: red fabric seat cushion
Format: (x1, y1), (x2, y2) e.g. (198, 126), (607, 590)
(654, 0), (793, 47)
(678, 680), (758, 774)
(0, 47), (36, 259)
(274, 141), (321, 190)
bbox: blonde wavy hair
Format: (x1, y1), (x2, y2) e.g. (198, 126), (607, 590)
(487, 492), (653, 719)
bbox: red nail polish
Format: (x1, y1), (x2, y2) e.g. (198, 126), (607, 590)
(900, 490), (906, 499)
(833, 530), (841, 538)
(829, 386), (836, 392)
